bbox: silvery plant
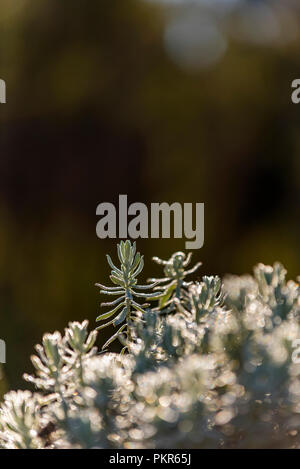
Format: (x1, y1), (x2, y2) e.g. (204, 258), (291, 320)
(0, 241), (299, 449)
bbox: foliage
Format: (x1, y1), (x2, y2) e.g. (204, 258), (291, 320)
(95, 241), (161, 353)
(149, 251), (201, 315)
(0, 245), (299, 449)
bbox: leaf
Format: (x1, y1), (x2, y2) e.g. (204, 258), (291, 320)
(133, 291), (163, 298)
(113, 306), (128, 326)
(102, 324), (127, 350)
(185, 262), (202, 276)
(132, 256), (144, 279)
(128, 241), (136, 266)
(100, 295), (125, 307)
(134, 281), (160, 290)
(159, 283), (176, 308)
(106, 254), (122, 275)
(96, 302), (124, 322)
(100, 289), (124, 296)
(124, 240), (131, 261)
(96, 317), (117, 331)
(131, 252), (141, 272)
(110, 275), (125, 287)
(131, 300), (147, 314)
(117, 243), (123, 264)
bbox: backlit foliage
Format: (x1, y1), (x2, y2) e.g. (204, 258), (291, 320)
(0, 245), (299, 449)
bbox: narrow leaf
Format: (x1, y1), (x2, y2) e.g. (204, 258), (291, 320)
(96, 302), (124, 322)
(102, 324), (127, 350)
(113, 306), (128, 326)
(100, 290), (124, 296)
(106, 254), (122, 275)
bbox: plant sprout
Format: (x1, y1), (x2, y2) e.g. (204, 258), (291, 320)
(148, 251), (202, 314)
(95, 240), (162, 353)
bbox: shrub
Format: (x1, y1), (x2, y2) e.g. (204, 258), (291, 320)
(0, 242), (299, 449)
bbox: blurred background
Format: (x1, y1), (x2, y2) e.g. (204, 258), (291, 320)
(0, 0), (299, 390)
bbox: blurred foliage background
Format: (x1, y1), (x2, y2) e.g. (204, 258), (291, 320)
(0, 0), (299, 390)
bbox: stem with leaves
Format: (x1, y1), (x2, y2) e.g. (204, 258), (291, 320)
(96, 240), (162, 353)
(148, 251), (202, 315)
